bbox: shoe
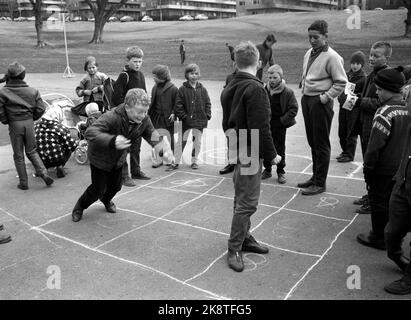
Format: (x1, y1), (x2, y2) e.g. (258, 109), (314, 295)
(17, 183), (28, 190)
(336, 153), (345, 160)
(104, 201), (117, 213)
(122, 176), (136, 187)
(152, 162), (163, 168)
(227, 250), (244, 272)
(356, 232), (386, 250)
(301, 185), (325, 196)
(384, 275), (411, 295)
(261, 169), (272, 180)
(72, 208), (83, 222)
(297, 179), (314, 188)
(56, 166), (65, 178)
(191, 163), (199, 170)
(242, 238), (269, 254)
(165, 163), (179, 172)
(388, 253), (410, 273)
(356, 204), (371, 215)
(277, 173), (286, 184)
(219, 164), (235, 175)
(337, 156), (353, 163)
(131, 171), (151, 180)
(39, 173), (54, 186)
(353, 195), (368, 205)
(0, 234), (11, 245)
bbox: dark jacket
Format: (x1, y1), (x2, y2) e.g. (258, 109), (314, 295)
(175, 81), (211, 129)
(264, 83), (298, 128)
(364, 97), (409, 177)
(112, 66), (146, 107)
(256, 41), (274, 70)
(394, 123), (411, 191)
(85, 104), (159, 172)
(221, 71), (276, 164)
(337, 68), (366, 137)
(0, 79), (45, 124)
(35, 118), (78, 168)
(148, 81), (178, 127)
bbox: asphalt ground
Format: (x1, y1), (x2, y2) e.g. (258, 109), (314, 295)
(0, 74), (410, 300)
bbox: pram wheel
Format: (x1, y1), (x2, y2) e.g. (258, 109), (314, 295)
(75, 146), (88, 165)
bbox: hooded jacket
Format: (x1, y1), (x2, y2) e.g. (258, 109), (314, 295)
(220, 71), (276, 164)
(175, 81), (211, 129)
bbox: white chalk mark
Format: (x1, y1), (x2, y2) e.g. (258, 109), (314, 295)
(283, 214), (359, 300)
(316, 196), (339, 208)
(284, 208), (352, 222)
(243, 253), (268, 272)
(0, 254), (42, 272)
(301, 162), (313, 174)
(33, 227), (230, 300)
(348, 162), (364, 178)
(94, 178), (225, 250)
(96, 222), (114, 230)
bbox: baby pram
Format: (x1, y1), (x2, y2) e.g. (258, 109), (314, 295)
(42, 93), (88, 165)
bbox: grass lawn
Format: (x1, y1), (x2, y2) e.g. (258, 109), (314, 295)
(0, 9), (409, 83)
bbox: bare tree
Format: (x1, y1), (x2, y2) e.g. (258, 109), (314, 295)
(29, 0), (47, 47)
(84, 0), (129, 44)
(404, 0), (411, 37)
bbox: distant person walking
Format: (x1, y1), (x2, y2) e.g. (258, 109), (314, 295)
(179, 40), (186, 64)
(256, 34), (276, 80)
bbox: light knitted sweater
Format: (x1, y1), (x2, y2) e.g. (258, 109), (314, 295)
(301, 46), (347, 100)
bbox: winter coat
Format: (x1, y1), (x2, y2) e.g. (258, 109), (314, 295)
(264, 81), (298, 128)
(85, 104), (159, 172)
(221, 71), (276, 164)
(112, 66), (146, 107)
(175, 81), (211, 129)
(394, 123), (411, 191)
(75, 72), (108, 102)
(256, 41), (274, 70)
(0, 79), (45, 124)
(34, 118), (78, 168)
(148, 81), (178, 128)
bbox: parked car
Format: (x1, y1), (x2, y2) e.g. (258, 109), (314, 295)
(72, 16), (82, 22)
(88, 17), (95, 22)
(108, 16), (119, 22)
(47, 16), (59, 22)
(120, 15), (134, 22)
(15, 16), (27, 22)
(194, 14), (208, 20)
(179, 15), (193, 21)
(27, 16), (35, 21)
(343, 8), (352, 13)
(374, 7), (383, 10)
(141, 15), (153, 22)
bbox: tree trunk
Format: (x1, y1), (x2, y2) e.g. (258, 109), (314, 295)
(34, 9), (46, 47)
(89, 15), (107, 43)
(405, 7), (411, 37)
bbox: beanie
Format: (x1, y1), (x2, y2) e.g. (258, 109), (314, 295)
(152, 64), (171, 82)
(7, 61), (26, 79)
(374, 66), (406, 93)
(267, 64), (283, 78)
(85, 102), (100, 116)
(350, 51), (366, 67)
(308, 20), (328, 35)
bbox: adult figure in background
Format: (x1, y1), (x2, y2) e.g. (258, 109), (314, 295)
(298, 20), (347, 195)
(179, 40), (186, 64)
(35, 106), (78, 178)
(256, 34), (276, 80)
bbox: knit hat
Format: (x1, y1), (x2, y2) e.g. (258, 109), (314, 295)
(350, 51), (366, 67)
(152, 64), (171, 82)
(374, 66), (406, 93)
(7, 61), (26, 78)
(85, 102), (100, 116)
(43, 106), (63, 122)
(267, 64), (283, 78)
(308, 20), (328, 35)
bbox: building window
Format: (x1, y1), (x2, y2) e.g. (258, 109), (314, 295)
(253, 0), (259, 4)
(239, 1), (245, 5)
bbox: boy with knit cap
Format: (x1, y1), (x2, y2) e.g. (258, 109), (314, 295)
(261, 64), (298, 184)
(298, 20), (347, 195)
(356, 66), (409, 252)
(336, 51), (366, 163)
(0, 61), (54, 190)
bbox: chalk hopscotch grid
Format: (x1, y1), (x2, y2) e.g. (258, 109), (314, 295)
(1, 166), (360, 299)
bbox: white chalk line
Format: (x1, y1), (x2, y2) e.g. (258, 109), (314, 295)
(348, 162), (364, 178)
(94, 178), (225, 250)
(287, 170), (364, 181)
(283, 213), (359, 300)
(284, 208), (352, 222)
(33, 227), (230, 300)
(0, 253), (43, 272)
(32, 172), (177, 229)
(301, 162), (312, 174)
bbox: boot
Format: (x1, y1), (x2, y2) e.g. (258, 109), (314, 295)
(26, 151), (54, 186)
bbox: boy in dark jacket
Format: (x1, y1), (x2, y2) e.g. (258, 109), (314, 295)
(336, 51), (366, 163)
(167, 63), (211, 170)
(221, 41), (281, 272)
(261, 64), (298, 184)
(71, 89), (168, 222)
(113, 46), (149, 186)
(356, 67), (409, 251)
(0, 61), (54, 190)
